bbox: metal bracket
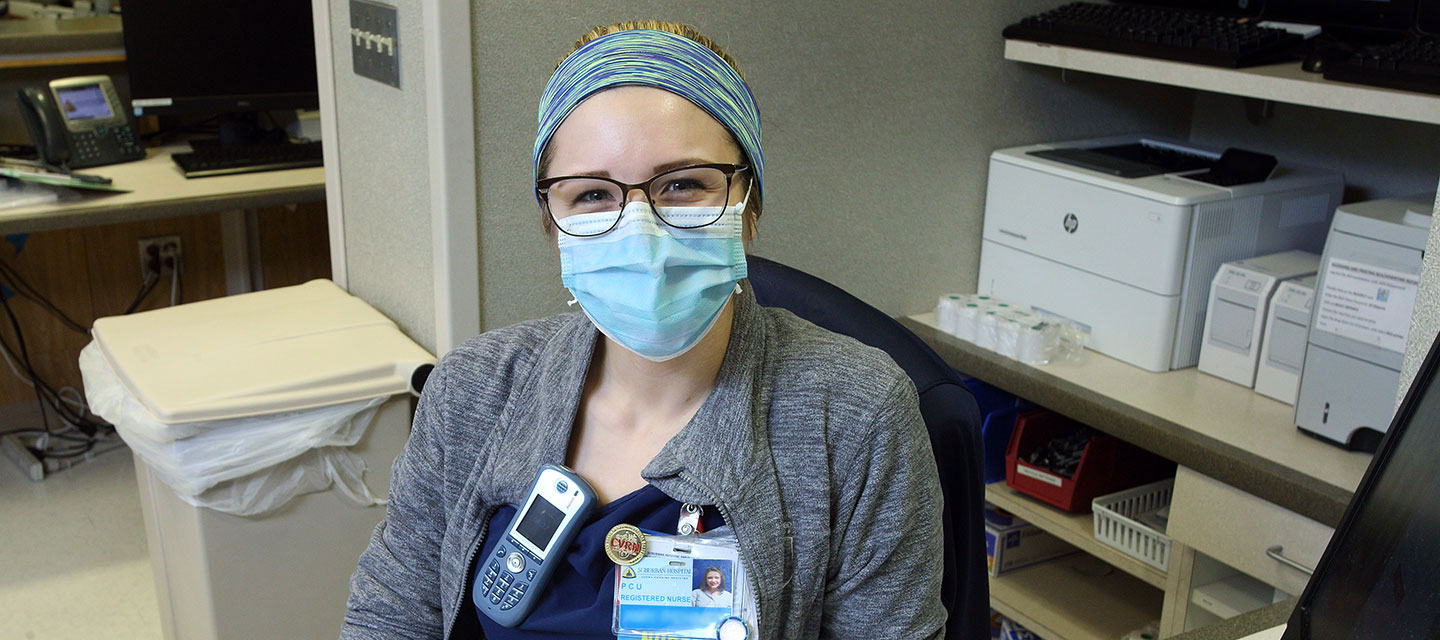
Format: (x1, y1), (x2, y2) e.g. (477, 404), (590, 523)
(1244, 97), (1275, 124)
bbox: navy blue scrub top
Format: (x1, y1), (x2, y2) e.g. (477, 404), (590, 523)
(474, 484), (726, 639)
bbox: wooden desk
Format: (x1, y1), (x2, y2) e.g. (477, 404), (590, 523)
(0, 145), (325, 234)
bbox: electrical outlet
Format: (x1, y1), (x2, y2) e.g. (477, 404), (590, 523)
(137, 235), (182, 279)
(350, 0), (400, 88)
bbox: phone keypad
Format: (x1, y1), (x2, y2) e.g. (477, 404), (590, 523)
(67, 126), (145, 168)
(480, 545), (533, 611)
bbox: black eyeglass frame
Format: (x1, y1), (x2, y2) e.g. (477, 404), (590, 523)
(536, 163), (750, 237)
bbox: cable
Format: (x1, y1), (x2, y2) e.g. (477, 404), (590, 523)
(0, 259), (91, 335)
(0, 254), (154, 472)
(0, 297), (111, 436)
(123, 271), (160, 315)
(0, 285), (52, 434)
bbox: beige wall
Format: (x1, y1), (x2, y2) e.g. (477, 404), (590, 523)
(469, 1), (1195, 331)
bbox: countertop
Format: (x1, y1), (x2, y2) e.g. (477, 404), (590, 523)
(0, 15), (124, 55)
(902, 314), (1372, 527)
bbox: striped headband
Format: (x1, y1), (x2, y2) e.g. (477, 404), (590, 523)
(533, 29), (763, 207)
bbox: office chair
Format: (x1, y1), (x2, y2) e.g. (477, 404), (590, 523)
(746, 254), (988, 640)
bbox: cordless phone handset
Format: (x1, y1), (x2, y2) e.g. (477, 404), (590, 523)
(475, 463), (598, 627)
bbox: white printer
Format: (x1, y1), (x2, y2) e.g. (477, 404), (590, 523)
(1295, 193), (1436, 452)
(1198, 251), (1319, 387)
(1254, 275), (1317, 405)
(978, 135), (1342, 372)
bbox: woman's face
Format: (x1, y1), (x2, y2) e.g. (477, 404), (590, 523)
(545, 86), (750, 235)
(706, 570), (723, 590)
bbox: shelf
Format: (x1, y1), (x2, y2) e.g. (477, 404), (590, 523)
(902, 313), (1370, 527)
(990, 554), (1163, 640)
(986, 481), (1168, 589)
(0, 15), (124, 58)
(1191, 574), (1275, 620)
(1004, 39), (1440, 126)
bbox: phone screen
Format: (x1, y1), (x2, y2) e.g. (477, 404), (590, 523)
(55, 85), (113, 121)
(513, 494), (565, 554)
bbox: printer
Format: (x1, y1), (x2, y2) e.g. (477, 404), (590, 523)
(978, 135), (1343, 372)
(1295, 193), (1436, 452)
(1254, 275), (1316, 405)
(1198, 251), (1319, 388)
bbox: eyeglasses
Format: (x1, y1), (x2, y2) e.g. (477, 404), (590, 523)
(537, 163), (750, 237)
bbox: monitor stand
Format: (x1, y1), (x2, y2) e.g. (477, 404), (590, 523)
(188, 112), (288, 150)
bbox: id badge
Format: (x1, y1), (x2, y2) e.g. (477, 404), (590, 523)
(611, 529), (756, 639)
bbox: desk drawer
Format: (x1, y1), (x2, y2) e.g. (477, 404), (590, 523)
(1168, 466), (1334, 596)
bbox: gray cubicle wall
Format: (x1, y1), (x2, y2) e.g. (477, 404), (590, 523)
(1400, 194), (1440, 403)
(324, 0), (437, 351)
(1188, 94), (1440, 203)
(470, 0), (1195, 330)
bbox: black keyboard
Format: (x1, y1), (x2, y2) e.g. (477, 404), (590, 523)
(1324, 34), (1440, 95)
(172, 141), (323, 178)
(1004, 2), (1307, 68)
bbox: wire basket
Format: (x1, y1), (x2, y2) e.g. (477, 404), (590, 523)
(1092, 478), (1174, 572)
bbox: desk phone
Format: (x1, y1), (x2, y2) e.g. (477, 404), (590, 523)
(17, 75), (146, 170)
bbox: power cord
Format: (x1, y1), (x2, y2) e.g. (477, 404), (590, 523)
(0, 254), (183, 478)
(0, 259), (90, 335)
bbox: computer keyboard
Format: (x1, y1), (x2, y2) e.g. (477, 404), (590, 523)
(1323, 34), (1440, 95)
(172, 141), (323, 178)
(1003, 2), (1307, 68)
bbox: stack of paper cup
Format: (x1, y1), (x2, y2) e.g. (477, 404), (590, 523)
(955, 302), (982, 341)
(1015, 320), (1053, 365)
(975, 311), (1002, 350)
(936, 294), (965, 335)
(996, 314), (1023, 358)
(994, 308), (1040, 358)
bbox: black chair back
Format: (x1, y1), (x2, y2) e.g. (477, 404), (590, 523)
(747, 254), (988, 640)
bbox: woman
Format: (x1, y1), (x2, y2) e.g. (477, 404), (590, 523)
(692, 567), (733, 608)
(342, 21), (945, 640)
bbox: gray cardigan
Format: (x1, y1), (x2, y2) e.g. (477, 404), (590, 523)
(341, 289), (946, 639)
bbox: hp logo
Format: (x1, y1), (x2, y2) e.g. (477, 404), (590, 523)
(1063, 213), (1079, 234)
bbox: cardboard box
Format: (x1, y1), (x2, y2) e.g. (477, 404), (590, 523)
(984, 504), (1078, 576)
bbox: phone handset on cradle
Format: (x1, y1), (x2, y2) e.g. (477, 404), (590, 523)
(15, 75), (146, 172)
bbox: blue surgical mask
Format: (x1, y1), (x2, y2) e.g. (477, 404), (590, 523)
(557, 195), (748, 362)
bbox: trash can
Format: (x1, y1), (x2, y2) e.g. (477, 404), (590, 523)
(79, 279), (436, 640)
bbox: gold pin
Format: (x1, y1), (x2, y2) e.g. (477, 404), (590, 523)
(605, 523), (647, 566)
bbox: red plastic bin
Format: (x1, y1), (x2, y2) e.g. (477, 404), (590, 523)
(1005, 409), (1171, 513)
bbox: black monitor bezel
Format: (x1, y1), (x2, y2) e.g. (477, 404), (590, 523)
(1281, 328), (1440, 640)
(1263, 0), (1419, 35)
(118, 1), (320, 118)
(1419, 0), (1440, 34)
(131, 93), (321, 119)
(1120, 0), (1265, 16)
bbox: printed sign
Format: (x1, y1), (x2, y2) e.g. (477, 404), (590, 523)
(1016, 464), (1065, 487)
(1315, 258), (1419, 354)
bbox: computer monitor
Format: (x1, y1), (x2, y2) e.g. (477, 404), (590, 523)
(1122, 0), (1264, 16)
(1281, 328), (1440, 640)
(120, 0), (319, 144)
(1264, 0), (1419, 35)
(1419, 0), (1440, 33)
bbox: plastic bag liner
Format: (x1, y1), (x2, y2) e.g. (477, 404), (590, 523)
(79, 341), (387, 517)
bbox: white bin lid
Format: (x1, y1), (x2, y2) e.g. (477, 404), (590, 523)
(91, 279), (437, 423)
